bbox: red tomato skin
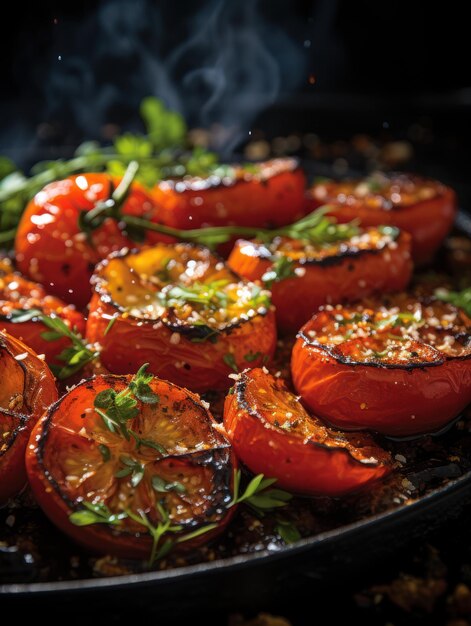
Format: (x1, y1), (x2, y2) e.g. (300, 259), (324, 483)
(291, 336), (471, 437)
(228, 231), (413, 334)
(223, 370), (391, 496)
(309, 185), (457, 265)
(15, 174), (168, 308)
(25, 378), (237, 560)
(0, 412), (29, 503)
(153, 162), (307, 230)
(0, 273), (85, 365)
(86, 292), (277, 392)
(0, 333), (57, 501)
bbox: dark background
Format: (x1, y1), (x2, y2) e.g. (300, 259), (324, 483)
(1, 0), (470, 206)
(2, 2), (471, 624)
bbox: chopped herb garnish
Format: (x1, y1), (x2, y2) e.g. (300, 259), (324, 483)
(115, 456), (145, 487)
(223, 353), (238, 373)
(104, 315), (118, 336)
(69, 501), (127, 527)
(6, 308), (43, 323)
(262, 256), (296, 288)
(275, 518), (301, 544)
(152, 475), (186, 495)
(40, 314), (99, 379)
(435, 287), (471, 317)
(244, 350), (262, 362)
(129, 363), (160, 404)
(98, 444), (111, 462)
(229, 470), (292, 515)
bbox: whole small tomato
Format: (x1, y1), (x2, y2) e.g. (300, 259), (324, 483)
(292, 292), (471, 437)
(0, 331), (57, 503)
(15, 173), (169, 308)
(228, 224), (412, 334)
(223, 368), (392, 496)
(308, 172), (457, 265)
(0, 272), (85, 367)
(26, 371), (236, 559)
(86, 243), (277, 392)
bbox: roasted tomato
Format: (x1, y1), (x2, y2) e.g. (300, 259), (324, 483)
(0, 332), (57, 502)
(223, 368), (391, 495)
(0, 272), (85, 367)
(228, 225), (412, 333)
(86, 243), (277, 392)
(152, 158), (307, 253)
(292, 293), (471, 437)
(15, 173), (168, 308)
(26, 372), (236, 559)
(308, 173), (457, 265)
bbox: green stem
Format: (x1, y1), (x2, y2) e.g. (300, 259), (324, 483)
(0, 228), (16, 243)
(110, 160), (140, 214)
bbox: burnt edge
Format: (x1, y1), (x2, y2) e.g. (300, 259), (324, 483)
(91, 244), (271, 340)
(233, 370), (389, 468)
(0, 409), (28, 458)
(35, 374), (234, 539)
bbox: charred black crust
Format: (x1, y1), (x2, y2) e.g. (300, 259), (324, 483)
(35, 374), (233, 537)
(0, 409), (28, 458)
(297, 330), (451, 370)
(92, 243), (269, 339)
(234, 371), (386, 467)
(0, 335), (32, 414)
(298, 245), (386, 267)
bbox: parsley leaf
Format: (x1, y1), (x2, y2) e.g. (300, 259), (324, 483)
(435, 287), (471, 317)
(129, 363), (160, 404)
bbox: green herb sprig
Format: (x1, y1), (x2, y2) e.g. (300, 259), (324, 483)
(435, 287), (471, 317)
(229, 470), (293, 514)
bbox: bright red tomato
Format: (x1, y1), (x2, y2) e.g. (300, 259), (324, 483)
(223, 368), (392, 496)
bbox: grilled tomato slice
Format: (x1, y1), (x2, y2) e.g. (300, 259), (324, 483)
(308, 173), (457, 265)
(86, 243), (276, 392)
(223, 368), (391, 495)
(292, 293), (471, 437)
(15, 173), (167, 308)
(228, 225), (412, 333)
(0, 272), (85, 367)
(0, 332), (57, 502)
(152, 158), (307, 252)
(26, 371), (236, 559)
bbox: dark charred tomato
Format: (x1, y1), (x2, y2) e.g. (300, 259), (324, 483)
(152, 158), (307, 253)
(228, 226), (412, 334)
(292, 293), (471, 437)
(0, 332), (57, 502)
(0, 272), (85, 367)
(308, 173), (457, 265)
(15, 173), (168, 309)
(26, 373), (236, 559)
(223, 368), (391, 496)
(86, 243), (277, 392)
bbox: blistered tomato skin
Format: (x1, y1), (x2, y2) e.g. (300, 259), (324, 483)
(0, 332), (57, 503)
(228, 228), (413, 334)
(15, 174), (167, 309)
(86, 243), (277, 392)
(26, 374), (236, 559)
(223, 368), (392, 496)
(0, 273), (85, 366)
(291, 294), (471, 437)
(308, 173), (457, 265)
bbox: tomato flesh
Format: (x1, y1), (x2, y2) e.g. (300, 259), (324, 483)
(223, 368), (391, 496)
(292, 293), (471, 436)
(26, 374), (236, 559)
(86, 243), (277, 392)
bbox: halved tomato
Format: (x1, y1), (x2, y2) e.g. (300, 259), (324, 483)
(152, 158), (307, 254)
(15, 173), (168, 309)
(86, 243), (277, 392)
(308, 173), (457, 265)
(223, 368), (392, 496)
(0, 410), (29, 503)
(0, 331), (57, 502)
(292, 293), (471, 437)
(228, 225), (412, 333)
(0, 272), (85, 367)
(26, 372), (236, 560)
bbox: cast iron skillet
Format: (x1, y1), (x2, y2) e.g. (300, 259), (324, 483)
(1, 206), (470, 614)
